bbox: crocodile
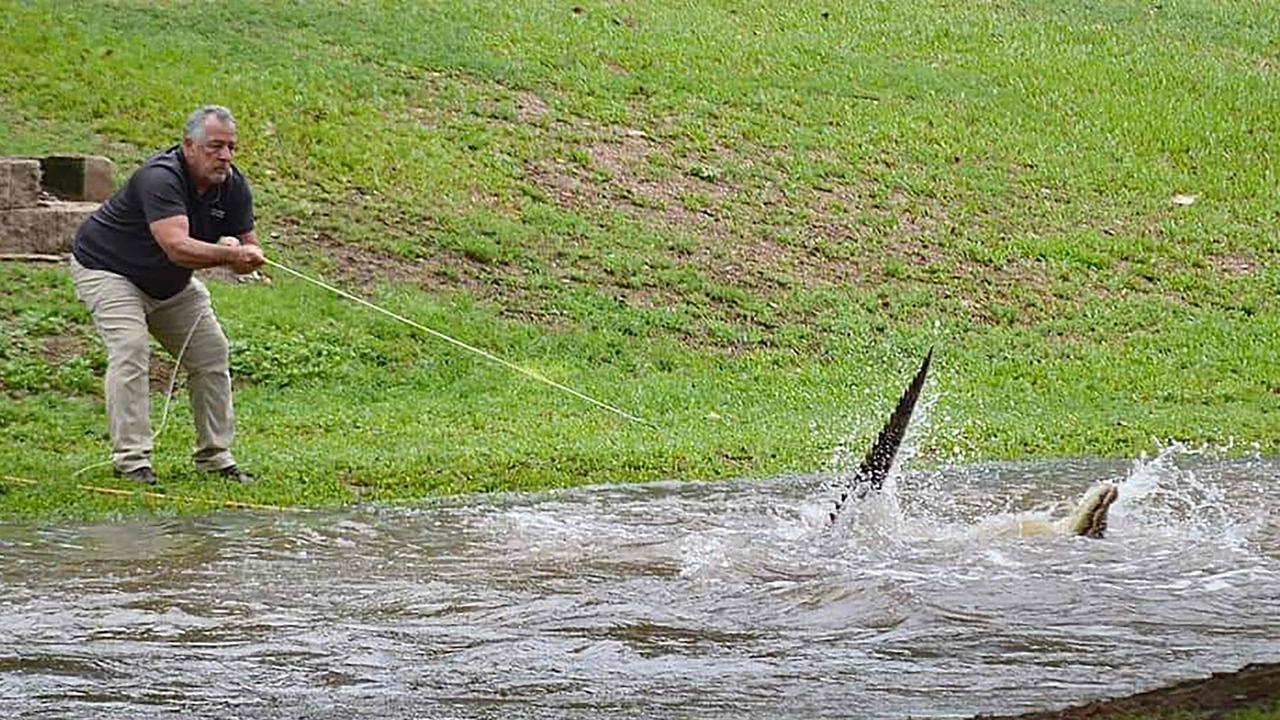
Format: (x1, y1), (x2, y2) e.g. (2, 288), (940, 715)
(829, 349), (1119, 538)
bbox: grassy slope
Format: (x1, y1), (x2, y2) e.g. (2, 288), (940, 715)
(1, 0), (1277, 520)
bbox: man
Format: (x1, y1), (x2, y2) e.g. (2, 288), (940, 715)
(69, 105), (266, 485)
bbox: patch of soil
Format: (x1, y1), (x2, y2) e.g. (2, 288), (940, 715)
(977, 663), (1280, 720)
(517, 118), (1060, 314)
(265, 227), (493, 297)
(1210, 251), (1256, 278)
(148, 353), (178, 395)
(523, 119), (865, 294)
(516, 91), (549, 123)
(196, 264), (263, 286)
(38, 333), (89, 365)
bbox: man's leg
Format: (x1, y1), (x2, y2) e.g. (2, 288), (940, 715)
(69, 258), (155, 473)
(148, 278), (236, 472)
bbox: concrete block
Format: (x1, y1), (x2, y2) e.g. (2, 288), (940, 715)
(39, 155), (115, 202)
(0, 203), (99, 254)
(0, 158), (42, 210)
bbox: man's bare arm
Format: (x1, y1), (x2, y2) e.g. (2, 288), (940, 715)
(150, 215), (264, 273)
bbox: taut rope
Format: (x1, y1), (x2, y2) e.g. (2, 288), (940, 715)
(264, 257), (655, 428)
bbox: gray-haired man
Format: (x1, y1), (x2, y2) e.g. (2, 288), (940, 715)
(69, 105), (265, 484)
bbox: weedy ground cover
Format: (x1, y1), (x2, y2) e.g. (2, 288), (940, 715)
(1, 0), (1276, 520)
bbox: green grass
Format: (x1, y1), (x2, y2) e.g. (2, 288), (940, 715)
(1, 0), (1278, 521)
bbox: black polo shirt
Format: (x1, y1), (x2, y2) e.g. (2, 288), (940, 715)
(73, 145), (255, 299)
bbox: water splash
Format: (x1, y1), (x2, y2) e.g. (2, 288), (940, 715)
(820, 414), (1270, 555)
(1116, 444), (1229, 531)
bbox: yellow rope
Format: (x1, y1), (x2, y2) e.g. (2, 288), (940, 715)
(0, 474), (303, 513)
(265, 257), (657, 429)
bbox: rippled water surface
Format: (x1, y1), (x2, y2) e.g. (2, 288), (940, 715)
(2, 449), (1278, 719)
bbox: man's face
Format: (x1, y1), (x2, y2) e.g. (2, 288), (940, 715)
(184, 117), (238, 188)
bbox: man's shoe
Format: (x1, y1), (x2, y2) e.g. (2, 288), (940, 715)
(113, 467), (158, 485)
(209, 465), (255, 483)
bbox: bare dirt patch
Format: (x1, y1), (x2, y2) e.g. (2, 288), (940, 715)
(976, 662), (1280, 720)
(529, 127), (735, 238)
(266, 228), (495, 296)
(1210, 251), (1256, 278)
(516, 91), (549, 123)
(525, 125), (885, 297)
(148, 353), (176, 395)
(38, 332), (88, 365)
(517, 115), (1037, 310)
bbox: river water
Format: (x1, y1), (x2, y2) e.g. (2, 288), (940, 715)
(2, 447), (1277, 719)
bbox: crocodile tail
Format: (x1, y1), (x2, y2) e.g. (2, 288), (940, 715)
(830, 349), (932, 523)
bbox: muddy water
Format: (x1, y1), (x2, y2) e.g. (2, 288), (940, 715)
(2, 449), (1277, 719)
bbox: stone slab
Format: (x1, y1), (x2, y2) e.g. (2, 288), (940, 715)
(39, 155), (115, 202)
(0, 203), (99, 254)
(1, 158), (42, 210)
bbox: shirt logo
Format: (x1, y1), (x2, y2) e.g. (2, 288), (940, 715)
(210, 207), (226, 220)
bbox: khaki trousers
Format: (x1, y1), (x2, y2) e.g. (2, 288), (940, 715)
(70, 257), (237, 473)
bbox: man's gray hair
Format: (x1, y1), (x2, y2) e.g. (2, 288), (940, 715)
(183, 105), (236, 142)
